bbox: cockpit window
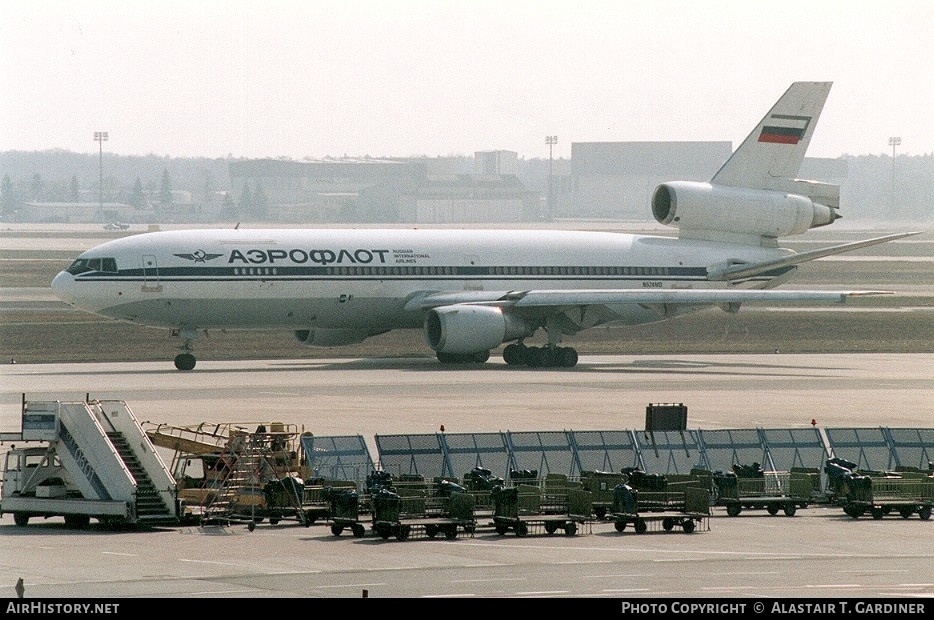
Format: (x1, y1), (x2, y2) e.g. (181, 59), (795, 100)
(66, 257), (118, 275)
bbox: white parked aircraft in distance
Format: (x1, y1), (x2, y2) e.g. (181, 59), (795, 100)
(52, 82), (914, 370)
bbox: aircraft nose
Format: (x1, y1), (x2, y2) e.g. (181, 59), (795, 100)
(51, 270), (76, 305)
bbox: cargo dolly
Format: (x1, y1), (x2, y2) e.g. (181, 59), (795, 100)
(490, 484), (593, 537)
(836, 474), (933, 520)
(608, 484), (709, 534)
(370, 479), (477, 541)
(712, 466), (811, 517)
(323, 483), (368, 538)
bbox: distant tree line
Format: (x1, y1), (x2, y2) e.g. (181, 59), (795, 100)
(2, 149), (932, 224)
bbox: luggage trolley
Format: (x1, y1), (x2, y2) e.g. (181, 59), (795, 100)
(370, 480), (477, 541)
(490, 484), (593, 537)
(608, 483), (710, 534)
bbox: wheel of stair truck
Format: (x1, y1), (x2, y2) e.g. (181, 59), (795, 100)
(352, 523), (366, 538)
(726, 503), (742, 517)
(634, 518), (647, 534)
(682, 519), (696, 534)
(614, 520), (626, 532)
(564, 522), (577, 536)
(330, 524), (344, 536)
(783, 504), (797, 517)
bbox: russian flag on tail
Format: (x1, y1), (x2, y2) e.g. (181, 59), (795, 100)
(758, 113), (812, 144)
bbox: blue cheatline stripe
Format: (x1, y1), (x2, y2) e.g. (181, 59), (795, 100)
(76, 265), (717, 281)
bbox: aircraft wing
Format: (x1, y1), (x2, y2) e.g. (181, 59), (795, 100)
(411, 288), (891, 312)
(707, 231), (920, 281)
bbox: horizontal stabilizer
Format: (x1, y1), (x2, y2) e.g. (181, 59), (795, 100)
(707, 231), (921, 281)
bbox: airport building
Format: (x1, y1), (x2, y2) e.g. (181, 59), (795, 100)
(229, 152), (537, 224)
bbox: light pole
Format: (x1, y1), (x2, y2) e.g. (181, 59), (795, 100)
(888, 136), (900, 212)
(94, 131), (108, 217)
(545, 135), (557, 220)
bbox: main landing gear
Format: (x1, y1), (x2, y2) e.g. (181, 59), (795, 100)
(172, 329), (199, 371)
(502, 343), (578, 368)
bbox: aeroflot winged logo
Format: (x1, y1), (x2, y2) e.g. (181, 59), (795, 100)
(758, 114), (811, 144)
(174, 250), (223, 263)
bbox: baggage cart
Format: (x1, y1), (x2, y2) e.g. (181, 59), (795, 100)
(838, 474), (933, 520)
(370, 480), (477, 541)
(490, 484), (592, 537)
(608, 484), (710, 534)
(714, 469), (811, 517)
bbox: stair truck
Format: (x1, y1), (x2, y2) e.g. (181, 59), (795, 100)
(0, 399), (181, 528)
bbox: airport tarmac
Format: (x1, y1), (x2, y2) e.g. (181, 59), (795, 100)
(0, 354), (932, 600)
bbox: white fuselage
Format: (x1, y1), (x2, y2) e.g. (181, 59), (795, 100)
(52, 228), (794, 334)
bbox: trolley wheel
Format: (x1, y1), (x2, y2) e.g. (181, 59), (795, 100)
(377, 524), (391, 539)
(662, 517), (675, 531)
(515, 522), (528, 537)
(352, 523), (366, 538)
(682, 519), (696, 534)
(544, 522), (558, 535)
(444, 526), (458, 540)
(634, 518), (647, 534)
(248, 521), (256, 532)
(899, 506), (914, 519)
(594, 507), (607, 520)
(330, 524), (344, 536)
(495, 523), (508, 536)
(269, 518), (280, 525)
(783, 504), (797, 517)
(844, 504), (861, 518)
(614, 520), (626, 532)
(395, 525), (411, 541)
(564, 522), (577, 536)
(919, 506), (931, 521)
(872, 507), (884, 520)
(767, 503), (779, 515)
(425, 524), (439, 539)
(13, 513), (29, 526)
(726, 503), (742, 517)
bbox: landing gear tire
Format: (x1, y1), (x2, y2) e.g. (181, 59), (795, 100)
(557, 347), (578, 368)
(503, 343), (526, 366)
(174, 353), (196, 371)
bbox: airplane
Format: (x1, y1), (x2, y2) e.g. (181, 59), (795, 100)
(52, 82), (916, 371)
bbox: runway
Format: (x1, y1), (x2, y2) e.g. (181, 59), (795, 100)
(1, 354), (932, 600)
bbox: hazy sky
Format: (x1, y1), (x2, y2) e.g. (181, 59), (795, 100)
(3, 1), (932, 161)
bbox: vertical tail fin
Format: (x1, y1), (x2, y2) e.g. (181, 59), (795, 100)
(711, 82), (832, 189)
